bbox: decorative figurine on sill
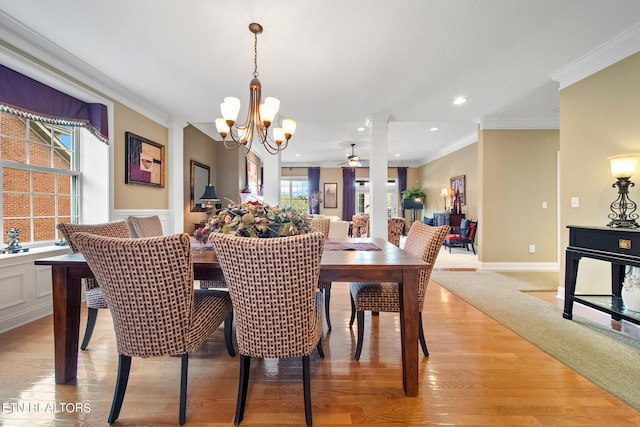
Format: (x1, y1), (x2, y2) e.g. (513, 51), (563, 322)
(2, 228), (29, 254)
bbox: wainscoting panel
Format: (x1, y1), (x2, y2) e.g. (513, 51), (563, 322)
(0, 246), (70, 333)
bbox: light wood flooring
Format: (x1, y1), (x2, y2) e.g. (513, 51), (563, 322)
(1, 277), (640, 426)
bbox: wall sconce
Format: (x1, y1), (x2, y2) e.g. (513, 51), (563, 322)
(607, 154), (639, 228)
(440, 188), (449, 211)
(200, 185), (219, 211)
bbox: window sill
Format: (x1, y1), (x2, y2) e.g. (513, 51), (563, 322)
(0, 245), (71, 268)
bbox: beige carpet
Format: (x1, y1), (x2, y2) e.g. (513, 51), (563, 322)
(430, 270), (640, 412)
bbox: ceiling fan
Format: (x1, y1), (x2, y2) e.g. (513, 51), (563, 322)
(338, 143), (362, 167)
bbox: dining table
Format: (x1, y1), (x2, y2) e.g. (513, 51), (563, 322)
(34, 237), (429, 397)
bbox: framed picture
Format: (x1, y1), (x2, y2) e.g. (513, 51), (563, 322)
(125, 132), (165, 187)
(450, 175), (466, 205)
(324, 182), (338, 208)
(247, 158), (258, 194)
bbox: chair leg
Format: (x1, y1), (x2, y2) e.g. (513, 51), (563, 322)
(234, 355), (251, 426)
(80, 307), (98, 350)
(224, 312), (236, 357)
(108, 354), (131, 424)
(418, 314), (429, 357)
(316, 337), (325, 359)
(179, 354), (188, 425)
(303, 355), (312, 426)
(349, 294), (356, 327)
(471, 243), (476, 255)
(354, 311), (365, 360)
(324, 287), (332, 331)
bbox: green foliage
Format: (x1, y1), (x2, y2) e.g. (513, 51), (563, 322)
(401, 187), (426, 200)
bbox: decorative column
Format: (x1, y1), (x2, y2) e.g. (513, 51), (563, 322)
(368, 115), (391, 239)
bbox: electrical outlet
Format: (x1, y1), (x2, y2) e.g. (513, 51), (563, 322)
(529, 244), (536, 253)
(542, 201), (547, 209)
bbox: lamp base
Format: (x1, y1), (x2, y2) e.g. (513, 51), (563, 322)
(607, 218), (639, 229)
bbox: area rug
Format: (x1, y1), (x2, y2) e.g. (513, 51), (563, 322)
(430, 270), (640, 412)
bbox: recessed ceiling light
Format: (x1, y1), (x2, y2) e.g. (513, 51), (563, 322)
(453, 96), (467, 105)
(295, 154), (300, 157)
(394, 153), (400, 157)
(430, 127), (438, 131)
(357, 127), (365, 132)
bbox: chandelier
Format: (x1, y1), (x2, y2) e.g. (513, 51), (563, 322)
(215, 23), (296, 155)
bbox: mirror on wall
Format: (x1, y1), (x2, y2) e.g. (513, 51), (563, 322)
(190, 160), (210, 212)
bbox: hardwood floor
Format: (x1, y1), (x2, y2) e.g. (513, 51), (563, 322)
(1, 279), (639, 426)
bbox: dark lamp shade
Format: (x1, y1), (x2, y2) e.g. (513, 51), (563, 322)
(200, 185), (219, 201)
(402, 197), (424, 210)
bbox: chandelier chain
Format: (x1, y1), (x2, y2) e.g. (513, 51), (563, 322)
(253, 31), (259, 78)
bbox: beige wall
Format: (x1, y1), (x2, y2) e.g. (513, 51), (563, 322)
(560, 51), (640, 292)
(479, 129), (559, 263)
(418, 143), (478, 220)
(113, 102), (169, 210)
(183, 125), (216, 232)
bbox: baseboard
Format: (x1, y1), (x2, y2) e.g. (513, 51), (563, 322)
(479, 261), (559, 271)
(0, 303), (52, 334)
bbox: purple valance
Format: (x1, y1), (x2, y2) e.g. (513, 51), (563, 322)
(0, 64), (108, 144)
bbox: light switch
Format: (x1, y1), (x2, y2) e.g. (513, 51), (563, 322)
(542, 201), (547, 209)
(571, 197), (579, 208)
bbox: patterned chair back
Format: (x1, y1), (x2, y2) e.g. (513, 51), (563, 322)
(387, 217), (405, 246)
(310, 218), (331, 239)
(211, 232), (325, 358)
(403, 222), (450, 310)
(127, 215), (163, 238)
(74, 233), (197, 357)
(56, 221), (132, 296)
(352, 215), (370, 237)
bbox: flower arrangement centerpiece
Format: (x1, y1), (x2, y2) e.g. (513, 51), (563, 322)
(194, 201), (313, 245)
(310, 192), (322, 214)
(622, 273), (640, 312)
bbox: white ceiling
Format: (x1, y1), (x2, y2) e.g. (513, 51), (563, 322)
(2, 0), (640, 167)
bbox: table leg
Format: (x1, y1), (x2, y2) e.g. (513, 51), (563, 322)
(399, 269), (419, 396)
(52, 266), (81, 384)
(563, 251), (580, 320)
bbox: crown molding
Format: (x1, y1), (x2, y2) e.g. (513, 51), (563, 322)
(551, 22), (640, 90)
(479, 116), (559, 130)
(0, 11), (171, 127)
(420, 132), (478, 165)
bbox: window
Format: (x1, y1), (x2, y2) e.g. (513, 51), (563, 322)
(1, 111), (80, 245)
(355, 179), (399, 217)
(280, 178), (309, 212)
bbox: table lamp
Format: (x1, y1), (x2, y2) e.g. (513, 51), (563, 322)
(200, 185), (219, 211)
(440, 188), (449, 211)
(607, 154), (639, 228)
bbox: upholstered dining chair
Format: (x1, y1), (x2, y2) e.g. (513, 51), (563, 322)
(351, 214), (369, 237)
(74, 232), (234, 425)
(211, 232), (325, 426)
(56, 221), (132, 350)
(126, 214), (163, 238)
(310, 218), (333, 330)
(387, 217), (405, 247)
(349, 222), (449, 360)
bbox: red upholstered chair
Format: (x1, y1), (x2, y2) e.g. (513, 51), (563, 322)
(443, 220), (477, 254)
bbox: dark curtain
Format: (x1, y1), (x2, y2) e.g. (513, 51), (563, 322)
(0, 64), (108, 143)
(307, 167), (320, 214)
(342, 167), (356, 221)
(398, 167), (407, 217)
